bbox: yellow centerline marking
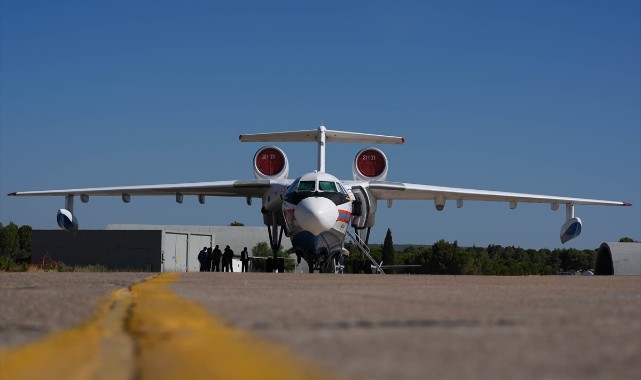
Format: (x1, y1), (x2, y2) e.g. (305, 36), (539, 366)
(0, 286), (133, 380)
(129, 273), (332, 380)
(0, 274), (337, 380)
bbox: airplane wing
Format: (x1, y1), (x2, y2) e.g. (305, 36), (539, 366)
(8, 179), (294, 235)
(8, 179), (290, 198)
(349, 181), (631, 207)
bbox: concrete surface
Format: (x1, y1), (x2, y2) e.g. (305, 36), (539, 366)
(1, 272), (639, 380)
(172, 273), (641, 380)
(0, 272), (152, 348)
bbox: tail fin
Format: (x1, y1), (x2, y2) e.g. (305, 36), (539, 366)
(239, 125), (404, 172)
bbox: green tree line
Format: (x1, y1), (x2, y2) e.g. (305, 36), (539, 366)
(1, 221), (636, 274)
(344, 231), (638, 275)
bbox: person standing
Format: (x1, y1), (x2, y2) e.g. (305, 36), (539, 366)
(224, 245), (234, 272)
(240, 247), (250, 272)
(197, 247), (208, 272)
(211, 245), (222, 272)
(221, 245), (227, 272)
(206, 247), (213, 272)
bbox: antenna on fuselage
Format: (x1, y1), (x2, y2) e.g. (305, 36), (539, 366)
(239, 126), (404, 173)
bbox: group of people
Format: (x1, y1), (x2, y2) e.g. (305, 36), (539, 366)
(198, 245), (251, 272)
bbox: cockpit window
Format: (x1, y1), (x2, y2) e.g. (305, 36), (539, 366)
(285, 178), (349, 206)
(318, 181), (337, 192)
(298, 181), (315, 191)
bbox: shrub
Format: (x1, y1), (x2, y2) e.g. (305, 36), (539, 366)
(0, 255), (29, 272)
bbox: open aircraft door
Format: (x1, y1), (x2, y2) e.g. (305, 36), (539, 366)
(351, 185), (377, 230)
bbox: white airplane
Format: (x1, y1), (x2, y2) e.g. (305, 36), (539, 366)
(8, 126), (632, 273)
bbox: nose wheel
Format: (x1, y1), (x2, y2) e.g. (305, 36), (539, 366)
(322, 253), (343, 274)
(305, 253), (343, 273)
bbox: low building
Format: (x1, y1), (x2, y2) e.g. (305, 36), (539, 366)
(32, 224), (291, 272)
(595, 242), (641, 275)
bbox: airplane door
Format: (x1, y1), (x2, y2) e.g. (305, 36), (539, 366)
(188, 234), (213, 272)
(164, 232), (188, 272)
(351, 186), (377, 229)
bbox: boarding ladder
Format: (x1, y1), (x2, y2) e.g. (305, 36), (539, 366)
(346, 229), (385, 274)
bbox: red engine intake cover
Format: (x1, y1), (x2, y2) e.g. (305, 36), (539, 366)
(356, 148), (386, 178)
(254, 146), (288, 179)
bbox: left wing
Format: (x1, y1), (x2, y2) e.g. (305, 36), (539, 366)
(8, 179), (289, 198)
(8, 179), (293, 234)
(354, 181), (631, 207)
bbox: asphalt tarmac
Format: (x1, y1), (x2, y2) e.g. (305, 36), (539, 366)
(1, 272), (640, 380)
(0, 272), (152, 348)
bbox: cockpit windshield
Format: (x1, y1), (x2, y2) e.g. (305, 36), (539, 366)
(318, 181), (337, 192)
(297, 181), (315, 191)
(284, 176), (350, 205)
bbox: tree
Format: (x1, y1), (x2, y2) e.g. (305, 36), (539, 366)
(251, 242), (294, 272)
(229, 221), (244, 226)
(381, 228), (395, 267)
(342, 242), (362, 273)
(0, 222), (20, 257)
(619, 237), (638, 243)
(394, 245), (429, 274)
(18, 225), (32, 253)
(429, 240), (472, 275)
(251, 242), (275, 257)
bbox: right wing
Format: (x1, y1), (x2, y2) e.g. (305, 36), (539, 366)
(352, 181), (630, 207)
(346, 180), (630, 244)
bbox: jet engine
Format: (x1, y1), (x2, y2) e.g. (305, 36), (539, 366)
(57, 209), (78, 235)
(353, 147), (388, 182)
(253, 146), (289, 180)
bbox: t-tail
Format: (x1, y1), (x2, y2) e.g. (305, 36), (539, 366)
(239, 126), (405, 172)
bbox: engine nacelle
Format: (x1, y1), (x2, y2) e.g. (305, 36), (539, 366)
(57, 209), (78, 235)
(560, 217), (582, 244)
(353, 147), (389, 182)
(253, 146), (289, 180)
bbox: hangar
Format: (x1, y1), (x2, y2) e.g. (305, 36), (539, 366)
(595, 242), (641, 275)
(32, 224), (292, 272)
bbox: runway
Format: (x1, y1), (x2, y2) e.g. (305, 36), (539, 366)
(1, 272), (640, 379)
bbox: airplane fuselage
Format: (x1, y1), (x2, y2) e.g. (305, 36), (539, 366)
(282, 171), (353, 271)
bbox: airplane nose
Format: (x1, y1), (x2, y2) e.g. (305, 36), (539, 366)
(295, 197), (339, 236)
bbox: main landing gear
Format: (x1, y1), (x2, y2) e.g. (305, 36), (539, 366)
(267, 222), (285, 273)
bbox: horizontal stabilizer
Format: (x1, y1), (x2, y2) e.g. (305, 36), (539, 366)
(240, 127), (404, 145)
(325, 130), (404, 144)
(240, 126), (404, 172)
(240, 130), (318, 142)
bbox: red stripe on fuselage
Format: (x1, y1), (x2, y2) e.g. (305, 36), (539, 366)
(337, 209), (351, 224)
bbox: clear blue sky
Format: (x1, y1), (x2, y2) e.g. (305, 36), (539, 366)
(1, 1), (639, 249)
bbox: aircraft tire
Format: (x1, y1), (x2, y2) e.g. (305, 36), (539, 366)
(324, 257), (336, 274)
(265, 258), (273, 273)
(362, 259), (371, 274)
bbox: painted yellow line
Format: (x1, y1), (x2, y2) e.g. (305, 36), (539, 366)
(0, 287), (134, 380)
(129, 273), (334, 380)
(0, 274), (339, 380)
